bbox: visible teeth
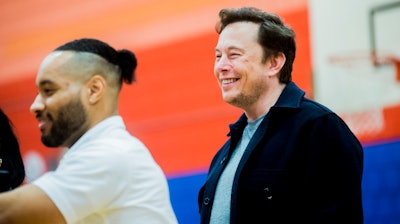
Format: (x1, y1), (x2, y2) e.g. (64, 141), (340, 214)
(222, 79), (236, 84)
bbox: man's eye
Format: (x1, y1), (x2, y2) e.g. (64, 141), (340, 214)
(43, 89), (55, 95)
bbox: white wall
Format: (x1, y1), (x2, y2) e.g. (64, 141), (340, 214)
(309, 0), (400, 113)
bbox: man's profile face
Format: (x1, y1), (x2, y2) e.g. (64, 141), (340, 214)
(30, 51), (88, 148)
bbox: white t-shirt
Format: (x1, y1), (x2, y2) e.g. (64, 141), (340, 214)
(33, 116), (177, 224)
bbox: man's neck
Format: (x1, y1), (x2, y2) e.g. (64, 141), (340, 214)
(245, 83), (286, 121)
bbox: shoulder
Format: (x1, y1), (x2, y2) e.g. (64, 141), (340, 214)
(300, 98), (335, 118)
(67, 131), (149, 170)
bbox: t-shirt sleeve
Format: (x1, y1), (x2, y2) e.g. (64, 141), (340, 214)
(33, 141), (130, 223)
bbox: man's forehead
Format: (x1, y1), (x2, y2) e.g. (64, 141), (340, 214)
(221, 21), (260, 33)
(36, 51), (81, 85)
(36, 50), (111, 87)
(217, 23), (259, 47)
(39, 51), (75, 70)
(35, 67), (70, 87)
(41, 50), (101, 67)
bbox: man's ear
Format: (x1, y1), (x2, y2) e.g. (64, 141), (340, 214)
(266, 52), (286, 77)
(86, 75), (106, 104)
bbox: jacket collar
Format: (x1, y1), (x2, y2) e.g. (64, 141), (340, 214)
(273, 81), (305, 109)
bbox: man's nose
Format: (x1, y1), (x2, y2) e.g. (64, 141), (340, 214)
(30, 95), (45, 114)
(215, 55), (231, 73)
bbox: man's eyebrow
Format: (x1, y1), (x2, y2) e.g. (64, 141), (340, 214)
(215, 46), (243, 52)
(227, 46), (243, 51)
(38, 79), (55, 87)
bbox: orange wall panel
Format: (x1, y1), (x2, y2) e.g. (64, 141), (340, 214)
(0, 3), (312, 176)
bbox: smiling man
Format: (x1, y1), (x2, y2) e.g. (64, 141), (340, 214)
(198, 7), (364, 224)
(0, 38), (177, 224)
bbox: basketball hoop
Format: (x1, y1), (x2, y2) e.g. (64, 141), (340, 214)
(372, 55), (400, 82)
(328, 51), (400, 82)
(372, 52), (400, 82)
(387, 56), (400, 82)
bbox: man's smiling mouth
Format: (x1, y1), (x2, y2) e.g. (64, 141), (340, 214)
(222, 78), (239, 85)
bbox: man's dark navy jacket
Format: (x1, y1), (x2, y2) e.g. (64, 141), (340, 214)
(198, 82), (364, 224)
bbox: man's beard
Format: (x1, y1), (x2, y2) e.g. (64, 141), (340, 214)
(226, 81), (264, 110)
(42, 98), (87, 148)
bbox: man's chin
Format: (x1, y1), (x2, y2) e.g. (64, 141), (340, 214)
(41, 136), (60, 148)
(223, 96), (238, 105)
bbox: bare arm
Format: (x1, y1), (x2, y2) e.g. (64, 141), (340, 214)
(0, 184), (66, 224)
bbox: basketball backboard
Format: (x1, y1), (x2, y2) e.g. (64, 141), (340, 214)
(310, 0), (400, 138)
